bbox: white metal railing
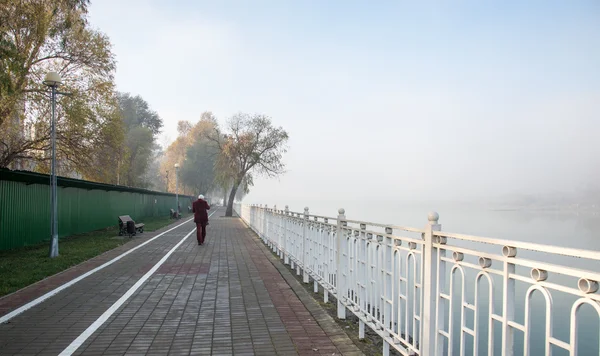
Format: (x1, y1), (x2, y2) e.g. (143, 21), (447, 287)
(234, 203), (600, 356)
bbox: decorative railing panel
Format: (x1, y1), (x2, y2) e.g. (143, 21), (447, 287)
(234, 204), (600, 356)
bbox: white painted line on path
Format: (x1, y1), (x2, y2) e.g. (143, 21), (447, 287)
(59, 209), (216, 355)
(0, 216), (195, 324)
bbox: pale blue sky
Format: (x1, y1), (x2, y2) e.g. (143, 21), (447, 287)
(89, 1), (600, 211)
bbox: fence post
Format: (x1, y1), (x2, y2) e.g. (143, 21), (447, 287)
(268, 206), (273, 251)
(255, 204), (259, 232)
(258, 204), (262, 238)
(284, 206), (290, 265)
(273, 205), (279, 257)
(296, 212), (301, 276)
(421, 212), (441, 356)
(502, 249), (516, 355)
(288, 209), (295, 269)
(277, 207), (283, 259)
(314, 215), (320, 294)
(336, 208), (347, 319)
(253, 204), (257, 231)
(258, 205), (262, 239)
(266, 206), (273, 252)
(263, 205), (266, 242)
(303, 207), (310, 283)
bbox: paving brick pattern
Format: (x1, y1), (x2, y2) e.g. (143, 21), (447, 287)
(0, 219), (190, 318)
(0, 219), (196, 355)
(238, 217), (363, 355)
(0, 210), (362, 355)
(240, 224), (363, 356)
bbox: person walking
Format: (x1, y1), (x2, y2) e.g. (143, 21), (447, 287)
(192, 194), (210, 245)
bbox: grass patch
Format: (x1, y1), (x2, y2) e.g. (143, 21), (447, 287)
(0, 213), (190, 298)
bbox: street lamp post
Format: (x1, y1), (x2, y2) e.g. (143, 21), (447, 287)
(174, 163), (180, 216)
(43, 72), (62, 258)
(166, 170), (169, 192)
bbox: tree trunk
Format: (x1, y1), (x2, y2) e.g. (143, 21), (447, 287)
(223, 187), (227, 207)
(225, 184), (239, 217)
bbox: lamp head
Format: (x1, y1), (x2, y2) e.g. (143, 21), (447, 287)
(43, 72), (62, 87)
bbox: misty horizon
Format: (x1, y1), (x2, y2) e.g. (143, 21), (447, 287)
(88, 1), (600, 206)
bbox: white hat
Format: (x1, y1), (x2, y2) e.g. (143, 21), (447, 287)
(198, 194), (204, 200)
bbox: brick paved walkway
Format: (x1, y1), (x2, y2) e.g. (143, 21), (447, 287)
(0, 209), (363, 355)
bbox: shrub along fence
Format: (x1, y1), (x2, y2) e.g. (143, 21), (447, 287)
(0, 168), (193, 251)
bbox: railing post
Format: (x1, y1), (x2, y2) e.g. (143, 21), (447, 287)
(273, 205), (279, 257)
(435, 226), (447, 356)
(258, 204), (262, 237)
(263, 205), (266, 242)
(258, 205), (261, 236)
(288, 210), (293, 268)
(314, 215), (320, 294)
(324, 217), (331, 304)
(502, 249), (516, 355)
(303, 207), (310, 283)
(296, 212), (301, 276)
(275, 206), (280, 258)
(336, 208), (347, 319)
(284, 206), (289, 264)
(421, 212), (441, 356)
(271, 208), (274, 249)
(277, 207), (283, 259)
(268, 205), (273, 247)
(253, 204), (257, 231)
(252, 204), (256, 231)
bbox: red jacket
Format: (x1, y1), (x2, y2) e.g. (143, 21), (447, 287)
(192, 199), (210, 223)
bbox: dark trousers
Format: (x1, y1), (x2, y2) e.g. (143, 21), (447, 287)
(196, 222), (207, 244)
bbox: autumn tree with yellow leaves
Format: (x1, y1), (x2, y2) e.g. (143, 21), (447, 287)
(0, 0), (123, 180)
(1, 1), (289, 201)
(161, 112), (218, 195)
(161, 112), (288, 214)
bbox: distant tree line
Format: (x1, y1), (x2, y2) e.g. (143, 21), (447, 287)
(166, 112), (288, 216)
(1, 0), (289, 215)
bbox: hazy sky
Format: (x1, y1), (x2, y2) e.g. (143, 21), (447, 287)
(88, 1), (600, 211)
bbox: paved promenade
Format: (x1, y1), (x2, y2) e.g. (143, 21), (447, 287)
(0, 209), (363, 355)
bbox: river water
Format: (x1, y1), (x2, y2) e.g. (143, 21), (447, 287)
(267, 200), (600, 355)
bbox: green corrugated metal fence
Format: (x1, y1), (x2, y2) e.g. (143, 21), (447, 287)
(0, 169), (193, 251)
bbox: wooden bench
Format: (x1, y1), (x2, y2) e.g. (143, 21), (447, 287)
(118, 215), (144, 237)
(170, 209), (182, 220)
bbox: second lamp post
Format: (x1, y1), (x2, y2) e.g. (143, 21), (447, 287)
(42, 72), (63, 258)
(174, 163), (180, 216)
